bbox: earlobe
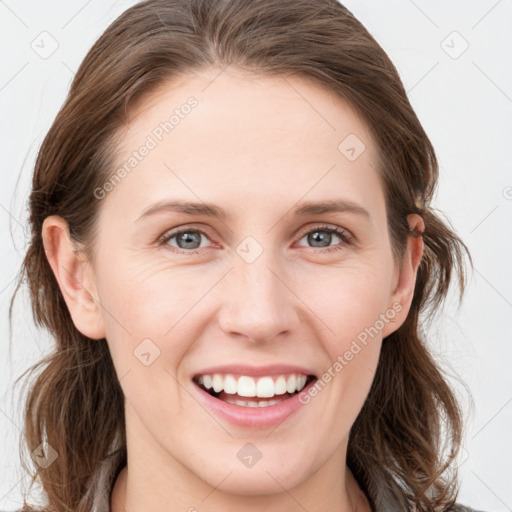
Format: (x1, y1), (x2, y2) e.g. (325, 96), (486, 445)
(382, 214), (425, 338)
(41, 215), (106, 340)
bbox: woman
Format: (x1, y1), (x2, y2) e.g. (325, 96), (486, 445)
(9, 0), (483, 511)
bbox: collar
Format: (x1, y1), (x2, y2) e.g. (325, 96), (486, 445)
(89, 447), (126, 512)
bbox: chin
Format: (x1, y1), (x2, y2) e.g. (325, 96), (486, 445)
(193, 452), (313, 496)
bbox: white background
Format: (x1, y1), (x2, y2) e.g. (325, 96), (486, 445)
(1, 0), (511, 510)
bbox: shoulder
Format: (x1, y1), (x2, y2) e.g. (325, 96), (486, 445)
(0, 508), (48, 512)
(0, 504), (490, 512)
(447, 503), (488, 512)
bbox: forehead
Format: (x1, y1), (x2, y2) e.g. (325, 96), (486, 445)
(104, 67), (383, 221)
(122, 66), (376, 154)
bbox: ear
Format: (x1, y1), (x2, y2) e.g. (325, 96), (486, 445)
(41, 215), (106, 340)
(382, 213), (425, 338)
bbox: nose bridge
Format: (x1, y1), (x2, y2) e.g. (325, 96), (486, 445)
(217, 245), (298, 342)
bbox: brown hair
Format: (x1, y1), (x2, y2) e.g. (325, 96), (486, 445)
(10, 0), (473, 510)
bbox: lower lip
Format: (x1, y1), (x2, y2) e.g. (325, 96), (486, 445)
(192, 379), (317, 429)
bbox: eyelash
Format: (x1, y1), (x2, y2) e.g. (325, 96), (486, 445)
(157, 224), (353, 255)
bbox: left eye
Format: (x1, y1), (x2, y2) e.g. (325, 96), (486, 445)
(158, 225), (352, 254)
(296, 225), (352, 252)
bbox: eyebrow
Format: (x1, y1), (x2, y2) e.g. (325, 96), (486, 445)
(136, 198), (371, 223)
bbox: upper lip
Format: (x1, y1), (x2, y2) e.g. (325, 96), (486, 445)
(193, 364), (317, 379)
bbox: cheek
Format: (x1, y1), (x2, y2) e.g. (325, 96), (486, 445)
(96, 252), (198, 335)
(299, 263), (391, 411)
(94, 257), (200, 385)
(302, 262), (393, 350)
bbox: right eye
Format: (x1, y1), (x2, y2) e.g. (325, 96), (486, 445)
(158, 227), (214, 254)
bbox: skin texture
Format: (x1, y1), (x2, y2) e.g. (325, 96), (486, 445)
(42, 66), (424, 512)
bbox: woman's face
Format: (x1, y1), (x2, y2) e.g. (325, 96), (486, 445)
(46, 67), (423, 504)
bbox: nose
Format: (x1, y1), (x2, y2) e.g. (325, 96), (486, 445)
(216, 252), (301, 345)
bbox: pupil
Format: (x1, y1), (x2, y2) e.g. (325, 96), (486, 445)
(179, 232), (200, 249)
(309, 231), (331, 247)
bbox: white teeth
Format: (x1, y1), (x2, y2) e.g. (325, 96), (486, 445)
(202, 375), (212, 389)
(256, 376), (275, 397)
(212, 374), (223, 393)
(224, 375), (238, 394)
(274, 376), (287, 395)
(286, 374), (297, 393)
(238, 376), (257, 397)
(197, 373), (310, 397)
(222, 396), (284, 407)
(260, 399), (281, 407)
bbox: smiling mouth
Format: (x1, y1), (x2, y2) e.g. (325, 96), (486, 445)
(193, 373), (317, 408)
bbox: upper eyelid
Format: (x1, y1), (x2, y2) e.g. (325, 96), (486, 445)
(295, 224), (352, 243)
